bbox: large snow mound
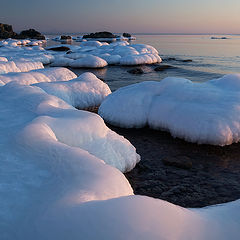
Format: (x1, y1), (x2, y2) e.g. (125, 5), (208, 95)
(99, 74), (240, 146)
(0, 82), (140, 238)
(0, 67), (77, 85)
(35, 72), (111, 108)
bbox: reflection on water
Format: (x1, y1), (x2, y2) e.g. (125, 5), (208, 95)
(46, 34), (240, 91)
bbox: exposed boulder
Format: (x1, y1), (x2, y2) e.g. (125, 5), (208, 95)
(60, 35), (72, 40)
(83, 31), (117, 39)
(0, 23), (17, 39)
(16, 29), (45, 40)
(123, 33), (131, 38)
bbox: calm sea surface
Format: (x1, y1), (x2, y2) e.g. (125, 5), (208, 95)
(46, 34), (240, 91)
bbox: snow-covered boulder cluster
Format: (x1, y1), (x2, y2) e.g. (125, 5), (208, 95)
(0, 38), (54, 65)
(99, 74), (240, 146)
(48, 41), (162, 68)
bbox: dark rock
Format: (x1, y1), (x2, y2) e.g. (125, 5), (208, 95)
(123, 33), (131, 38)
(47, 46), (70, 51)
(181, 59), (193, 62)
(17, 29), (45, 40)
(0, 23), (17, 39)
(60, 35), (72, 40)
(127, 68), (144, 74)
(83, 31), (117, 39)
(154, 65), (174, 71)
(66, 50), (73, 54)
(162, 156), (192, 169)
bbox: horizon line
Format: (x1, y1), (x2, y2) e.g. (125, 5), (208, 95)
(42, 32), (240, 36)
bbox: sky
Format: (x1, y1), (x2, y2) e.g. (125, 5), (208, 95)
(0, 0), (240, 34)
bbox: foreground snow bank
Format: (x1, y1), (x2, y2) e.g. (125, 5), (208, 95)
(29, 196), (240, 240)
(0, 82), (140, 238)
(0, 67), (77, 85)
(99, 74), (240, 146)
(35, 72), (111, 108)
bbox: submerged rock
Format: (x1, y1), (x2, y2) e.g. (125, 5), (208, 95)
(162, 156), (192, 169)
(128, 68), (144, 74)
(83, 31), (117, 39)
(163, 57), (177, 61)
(154, 65), (174, 71)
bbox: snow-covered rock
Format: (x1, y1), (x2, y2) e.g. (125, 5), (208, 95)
(45, 41), (161, 67)
(69, 55), (108, 68)
(99, 74), (240, 146)
(80, 40), (103, 47)
(120, 53), (162, 65)
(35, 72), (111, 108)
(0, 60), (44, 74)
(50, 56), (74, 67)
(0, 67), (77, 85)
(0, 56), (8, 62)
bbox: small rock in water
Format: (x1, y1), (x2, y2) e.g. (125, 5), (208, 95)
(83, 31), (117, 39)
(123, 33), (131, 38)
(60, 35), (72, 40)
(181, 59), (193, 62)
(163, 57), (176, 61)
(154, 65), (174, 71)
(127, 68), (144, 74)
(162, 156), (192, 169)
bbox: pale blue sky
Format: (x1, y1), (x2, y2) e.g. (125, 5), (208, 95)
(0, 0), (239, 34)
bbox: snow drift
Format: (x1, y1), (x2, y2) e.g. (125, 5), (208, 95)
(99, 74), (240, 146)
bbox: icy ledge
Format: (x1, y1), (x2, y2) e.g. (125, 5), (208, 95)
(99, 74), (240, 146)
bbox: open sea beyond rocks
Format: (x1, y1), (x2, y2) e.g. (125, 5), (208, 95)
(55, 33), (240, 207)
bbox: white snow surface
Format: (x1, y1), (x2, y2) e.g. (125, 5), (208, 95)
(0, 81), (140, 239)
(35, 72), (111, 108)
(0, 60), (43, 74)
(0, 67), (77, 85)
(69, 55), (108, 68)
(1, 80), (240, 240)
(1, 39), (240, 240)
(0, 39), (54, 65)
(99, 74), (240, 146)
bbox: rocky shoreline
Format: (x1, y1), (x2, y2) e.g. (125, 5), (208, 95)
(0, 23), (45, 40)
(107, 125), (240, 208)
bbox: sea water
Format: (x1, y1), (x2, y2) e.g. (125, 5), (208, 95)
(46, 34), (240, 91)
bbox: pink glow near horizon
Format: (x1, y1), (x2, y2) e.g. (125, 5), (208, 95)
(0, 0), (240, 34)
